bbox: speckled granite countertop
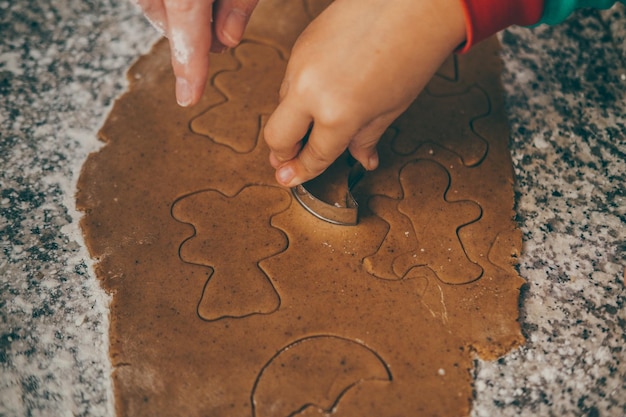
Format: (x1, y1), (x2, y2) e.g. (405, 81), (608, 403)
(1, 1), (624, 416)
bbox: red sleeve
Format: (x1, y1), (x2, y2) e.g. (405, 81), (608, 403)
(457, 0), (545, 53)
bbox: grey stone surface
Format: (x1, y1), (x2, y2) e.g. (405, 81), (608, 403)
(473, 6), (626, 417)
(0, 1), (157, 416)
(0, 1), (624, 416)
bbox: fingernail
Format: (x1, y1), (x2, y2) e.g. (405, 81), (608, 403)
(277, 165), (295, 185)
(176, 77), (192, 107)
(222, 9), (247, 47)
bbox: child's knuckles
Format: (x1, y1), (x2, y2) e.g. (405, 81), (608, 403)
(313, 91), (361, 129)
(288, 68), (320, 99)
(314, 101), (354, 129)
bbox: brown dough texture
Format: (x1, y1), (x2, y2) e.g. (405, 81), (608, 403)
(76, 1), (525, 416)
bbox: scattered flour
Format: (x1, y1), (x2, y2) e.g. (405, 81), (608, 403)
(171, 28), (192, 66)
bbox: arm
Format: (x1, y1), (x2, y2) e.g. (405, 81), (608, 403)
(263, 0), (545, 187)
(264, 0), (467, 188)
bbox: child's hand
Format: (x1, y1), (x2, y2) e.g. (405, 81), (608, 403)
(136, 0), (259, 107)
(264, 0), (466, 187)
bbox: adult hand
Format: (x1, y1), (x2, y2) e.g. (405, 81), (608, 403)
(135, 0), (260, 107)
(263, 0), (466, 187)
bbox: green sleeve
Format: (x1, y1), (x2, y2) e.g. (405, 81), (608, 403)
(539, 0), (625, 24)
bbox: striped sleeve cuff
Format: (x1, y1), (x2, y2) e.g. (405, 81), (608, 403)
(457, 0), (545, 53)
(539, 0), (622, 25)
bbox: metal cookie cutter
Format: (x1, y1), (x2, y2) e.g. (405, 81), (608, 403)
(291, 160), (365, 226)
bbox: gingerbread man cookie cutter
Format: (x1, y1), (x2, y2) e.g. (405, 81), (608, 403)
(292, 159), (365, 226)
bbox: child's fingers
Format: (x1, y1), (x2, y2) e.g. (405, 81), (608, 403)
(273, 122), (354, 187)
(347, 115), (395, 171)
(348, 140), (380, 172)
(163, 0), (214, 107)
(213, 0), (260, 47)
(264, 99), (312, 168)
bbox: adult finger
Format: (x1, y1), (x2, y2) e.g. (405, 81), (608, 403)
(213, 0), (260, 48)
(163, 0), (214, 107)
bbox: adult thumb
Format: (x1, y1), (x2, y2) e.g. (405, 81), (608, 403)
(214, 0), (260, 47)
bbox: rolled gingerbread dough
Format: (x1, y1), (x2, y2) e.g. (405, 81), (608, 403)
(77, 1), (525, 416)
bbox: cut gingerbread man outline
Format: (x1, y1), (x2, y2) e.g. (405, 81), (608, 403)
(244, 0), (329, 59)
(364, 159), (483, 284)
(171, 185), (291, 321)
(390, 86), (491, 167)
(351, 87), (493, 204)
(190, 41), (286, 154)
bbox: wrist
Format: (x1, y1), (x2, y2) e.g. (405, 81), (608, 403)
(433, 0), (468, 52)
